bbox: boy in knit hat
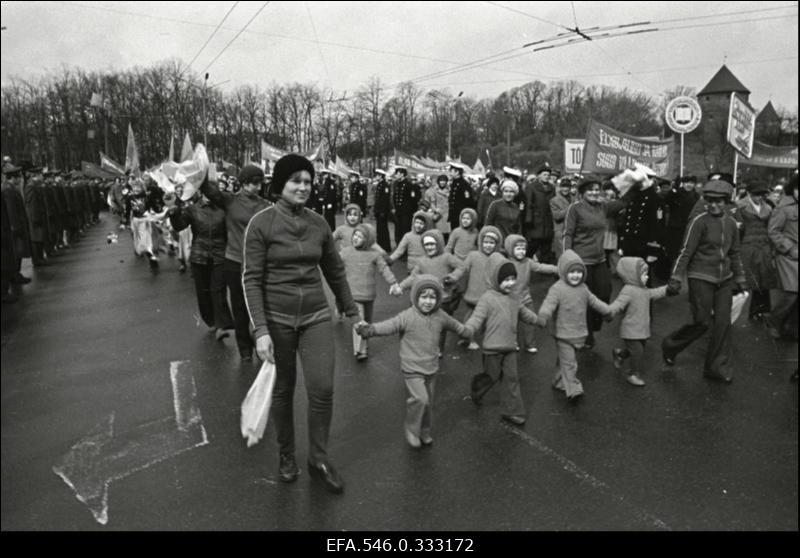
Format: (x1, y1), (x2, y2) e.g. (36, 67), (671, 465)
(341, 224), (398, 361)
(444, 225), (504, 350)
(393, 229), (464, 356)
(462, 253), (543, 426)
(387, 210), (434, 272)
(503, 234), (558, 353)
(332, 203), (363, 251)
(536, 249), (615, 400)
(608, 257), (678, 386)
(356, 276), (468, 448)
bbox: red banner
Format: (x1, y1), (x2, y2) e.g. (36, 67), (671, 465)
(742, 141), (798, 169)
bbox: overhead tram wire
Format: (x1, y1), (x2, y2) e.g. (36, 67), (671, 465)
(523, 5), (798, 50)
(181, 1), (240, 78)
(201, 1), (270, 74)
(568, 3), (661, 96)
(55, 1), (546, 82)
(305, 1), (331, 88)
(420, 54), (800, 88)
(406, 13), (796, 89)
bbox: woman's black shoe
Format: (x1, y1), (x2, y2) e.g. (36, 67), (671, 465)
(278, 453), (299, 483)
(308, 461), (344, 494)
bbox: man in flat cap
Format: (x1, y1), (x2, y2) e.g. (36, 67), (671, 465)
(662, 179), (747, 383)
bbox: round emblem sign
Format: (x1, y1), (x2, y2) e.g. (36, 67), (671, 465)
(665, 96), (702, 134)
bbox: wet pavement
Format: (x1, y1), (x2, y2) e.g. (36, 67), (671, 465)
(1, 213), (797, 531)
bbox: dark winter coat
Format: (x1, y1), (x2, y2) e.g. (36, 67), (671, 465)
(618, 186), (660, 257)
(767, 194), (798, 293)
(523, 179), (554, 239)
(169, 200), (228, 265)
(448, 176), (476, 230)
(734, 197), (776, 291)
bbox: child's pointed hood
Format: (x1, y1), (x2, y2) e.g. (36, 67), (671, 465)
(410, 274), (443, 313)
(504, 234), (527, 259)
(459, 207), (478, 230)
(420, 229), (445, 257)
(557, 249), (586, 284)
(616, 257), (648, 287)
(412, 210), (434, 231)
(344, 203), (363, 222)
(352, 223), (376, 250)
(485, 252), (512, 292)
(477, 225), (503, 253)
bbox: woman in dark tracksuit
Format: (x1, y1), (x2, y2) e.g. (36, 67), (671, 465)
(166, 190), (233, 341)
(202, 165), (270, 361)
(662, 180), (748, 383)
(242, 154), (358, 495)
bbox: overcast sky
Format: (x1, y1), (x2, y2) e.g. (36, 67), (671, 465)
(1, 1), (798, 113)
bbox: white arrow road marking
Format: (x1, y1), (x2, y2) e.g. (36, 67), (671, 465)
(52, 361), (208, 525)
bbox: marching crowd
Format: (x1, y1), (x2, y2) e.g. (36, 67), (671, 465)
(2, 151), (797, 496)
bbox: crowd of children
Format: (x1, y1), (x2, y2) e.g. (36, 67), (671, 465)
(340, 197), (691, 449)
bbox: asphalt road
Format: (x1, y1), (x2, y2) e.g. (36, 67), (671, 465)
(1, 212), (797, 531)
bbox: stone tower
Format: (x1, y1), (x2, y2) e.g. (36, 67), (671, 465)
(688, 65), (751, 177)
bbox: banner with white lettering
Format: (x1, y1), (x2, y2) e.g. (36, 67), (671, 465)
(580, 120), (674, 176)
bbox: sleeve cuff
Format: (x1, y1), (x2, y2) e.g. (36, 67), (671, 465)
(254, 326), (270, 340)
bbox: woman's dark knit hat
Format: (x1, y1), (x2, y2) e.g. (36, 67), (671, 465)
(269, 154), (315, 198)
(239, 164), (264, 185)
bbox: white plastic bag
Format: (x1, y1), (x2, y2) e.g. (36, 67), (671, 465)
(240, 360), (276, 447)
(731, 291), (750, 324)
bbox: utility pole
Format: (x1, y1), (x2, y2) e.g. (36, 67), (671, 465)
(447, 91), (464, 160)
(203, 73), (209, 146)
(504, 108), (511, 165)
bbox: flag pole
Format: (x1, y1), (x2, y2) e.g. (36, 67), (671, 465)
(733, 152), (739, 184)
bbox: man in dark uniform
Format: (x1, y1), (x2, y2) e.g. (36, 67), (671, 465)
(447, 162), (476, 232)
(23, 167), (50, 266)
(617, 169), (662, 285)
(373, 169), (393, 252)
(1, 164), (32, 284)
(523, 163), (556, 263)
(661, 176), (699, 270)
(392, 166), (419, 245)
(43, 172), (61, 256)
(348, 171), (368, 216)
(317, 170), (338, 231)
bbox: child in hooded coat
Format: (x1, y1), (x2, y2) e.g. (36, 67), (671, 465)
(395, 229), (464, 355)
(332, 203), (363, 251)
(445, 207), (479, 325)
(444, 225), (504, 350)
(388, 210), (434, 272)
(537, 249), (615, 400)
(607, 257), (677, 386)
(356, 275), (468, 448)
(462, 253), (543, 425)
(446, 208), (479, 260)
(504, 234), (558, 353)
(341, 223), (398, 360)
